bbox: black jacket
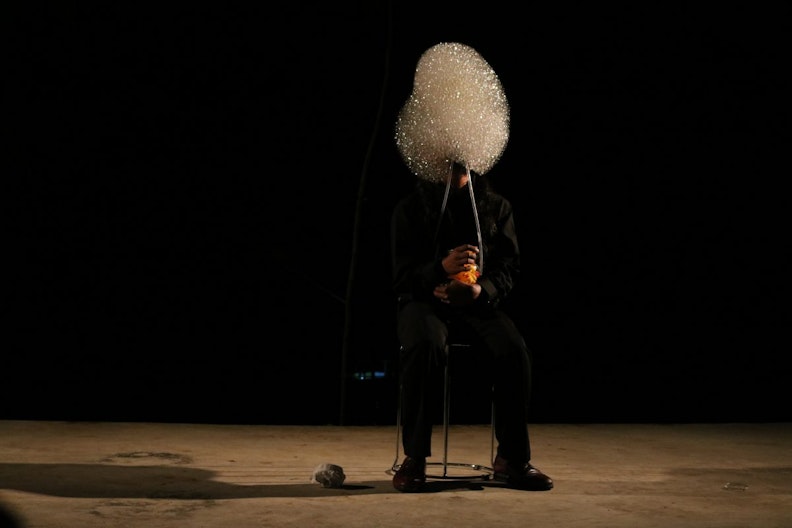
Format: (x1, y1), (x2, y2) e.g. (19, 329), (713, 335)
(390, 177), (520, 310)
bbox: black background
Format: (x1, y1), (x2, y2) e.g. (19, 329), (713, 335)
(8, 3), (790, 425)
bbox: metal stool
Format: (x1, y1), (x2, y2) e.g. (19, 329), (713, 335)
(390, 340), (495, 480)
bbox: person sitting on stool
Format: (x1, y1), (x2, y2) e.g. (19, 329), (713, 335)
(389, 42), (553, 493)
(391, 161), (553, 493)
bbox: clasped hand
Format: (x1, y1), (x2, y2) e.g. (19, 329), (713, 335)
(434, 244), (481, 305)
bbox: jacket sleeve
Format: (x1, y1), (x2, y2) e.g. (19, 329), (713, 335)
(475, 196), (520, 309)
(390, 197), (448, 303)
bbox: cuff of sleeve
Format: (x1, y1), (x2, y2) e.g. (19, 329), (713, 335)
(478, 278), (498, 305)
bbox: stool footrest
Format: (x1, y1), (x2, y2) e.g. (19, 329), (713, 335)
(390, 461), (493, 481)
(427, 461), (493, 480)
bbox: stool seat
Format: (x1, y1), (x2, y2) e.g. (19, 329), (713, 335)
(389, 340), (495, 480)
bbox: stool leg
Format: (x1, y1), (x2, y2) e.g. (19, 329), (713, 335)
(392, 342), (493, 480)
(392, 382), (402, 472)
(442, 344), (451, 478)
(491, 385), (496, 465)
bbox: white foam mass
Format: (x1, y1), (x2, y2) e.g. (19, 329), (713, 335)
(395, 42), (510, 182)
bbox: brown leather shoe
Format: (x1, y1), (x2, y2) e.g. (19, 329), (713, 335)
(392, 456), (426, 492)
(493, 455), (553, 491)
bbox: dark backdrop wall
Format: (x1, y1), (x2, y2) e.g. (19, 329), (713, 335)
(8, 3), (790, 425)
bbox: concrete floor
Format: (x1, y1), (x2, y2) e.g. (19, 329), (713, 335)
(0, 420), (790, 528)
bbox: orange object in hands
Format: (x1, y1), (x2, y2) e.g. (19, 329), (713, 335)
(451, 265), (480, 284)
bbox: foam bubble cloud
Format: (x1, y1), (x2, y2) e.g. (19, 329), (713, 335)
(395, 42), (510, 182)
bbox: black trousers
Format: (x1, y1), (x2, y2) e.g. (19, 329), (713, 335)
(396, 300), (534, 464)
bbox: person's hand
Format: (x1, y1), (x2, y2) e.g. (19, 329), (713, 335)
(442, 244), (479, 276)
(434, 280), (481, 306)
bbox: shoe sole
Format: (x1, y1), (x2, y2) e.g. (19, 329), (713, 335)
(494, 472), (553, 491)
